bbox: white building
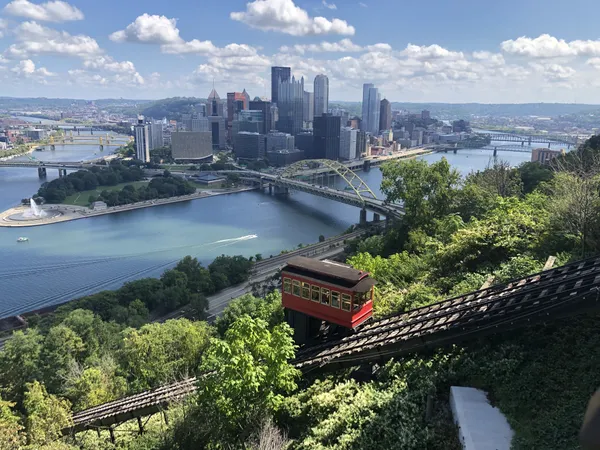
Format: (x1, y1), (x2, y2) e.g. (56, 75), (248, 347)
(314, 74), (329, 117)
(303, 91), (314, 125)
(339, 127), (358, 160)
(134, 116), (150, 162)
(148, 120), (164, 151)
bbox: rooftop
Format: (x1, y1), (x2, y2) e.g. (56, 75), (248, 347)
(285, 256), (370, 284)
(195, 174), (225, 181)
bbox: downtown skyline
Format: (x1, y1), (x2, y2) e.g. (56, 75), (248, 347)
(1, 0), (600, 103)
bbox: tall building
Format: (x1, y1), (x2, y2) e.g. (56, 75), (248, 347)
(171, 131), (213, 162)
(271, 66), (291, 105)
(190, 114), (209, 132)
(356, 130), (368, 157)
(134, 116), (149, 162)
(313, 74), (329, 117)
(277, 76), (304, 136)
(232, 110), (263, 135)
(361, 83), (380, 135)
(148, 120), (164, 150)
(380, 98), (392, 131)
(208, 116), (226, 150)
(295, 132), (314, 158)
(234, 132), (266, 160)
(339, 127), (358, 160)
(207, 89), (224, 117)
(314, 114), (341, 160)
(249, 98), (272, 135)
(227, 92), (246, 126)
(242, 89), (250, 109)
(266, 132), (294, 152)
(303, 91), (314, 125)
(421, 110), (430, 120)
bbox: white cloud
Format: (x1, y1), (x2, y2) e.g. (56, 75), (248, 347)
(400, 43), (464, 60)
(83, 56), (137, 74)
(161, 41), (259, 57)
(12, 59), (55, 78)
(501, 34), (600, 58)
(587, 57), (600, 70)
(472, 51), (505, 67)
(322, 0), (337, 10)
(0, 18), (7, 38)
(7, 21), (102, 59)
(359, 2), (367, 6)
(529, 61), (576, 81)
(4, 0), (83, 22)
(230, 0), (355, 36)
(280, 38), (362, 54)
(110, 14), (181, 44)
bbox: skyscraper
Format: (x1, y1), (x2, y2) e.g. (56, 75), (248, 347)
(277, 75), (304, 136)
(339, 127), (358, 160)
(361, 83), (380, 135)
(314, 74), (329, 117)
(207, 89), (225, 149)
(303, 91), (314, 124)
(148, 120), (164, 150)
(380, 98), (392, 131)
(271, 66), (291, 105)
(314, 113), (341, 160)
(249, 98), (272, 135)
(134, 116), (150, 162)
(207, 88), (224, 117)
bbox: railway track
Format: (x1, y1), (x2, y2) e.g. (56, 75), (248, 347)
(294, 255), (600, 371)
(65, 255), (600, 435)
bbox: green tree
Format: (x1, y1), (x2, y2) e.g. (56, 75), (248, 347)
(174, 256), (215, 294)
(0, 395), (23, 450)
(0, 329), (42, 402)
(381, 158), (460, 229)
(215, 292), (284, 336)
(169, 317), (299, 448)
(119, 319), (212, 391)
(23, 381), (72, 446)
(64, 359), (127, 411)
(318, 235), (325, 243)
(40, 325), (85, 393)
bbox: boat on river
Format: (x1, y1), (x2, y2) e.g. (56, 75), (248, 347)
(17, 237), (29, 242)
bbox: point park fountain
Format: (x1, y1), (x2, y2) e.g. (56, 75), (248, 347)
(5, 198), (61, 222)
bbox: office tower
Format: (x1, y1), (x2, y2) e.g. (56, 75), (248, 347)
(242, 89), (250, 109)
(134, 116), (150, 162)
(380, 98), (392, 131)
(232, 110), (264, 135)
(314, 113), (341, 160)
(277, 75), (304, 136)
(303, 91), (314, 124)
(361, 83), (380, 135)
(339, 127), (358, 160)
(148, 120), (164, 150)
(227, 92), (246, 125)
(207, 116), (226, 149)
(270, 104), (279, 130)
(190, 114), (209, 132)
(207, 89), (224, 117)
(295, 131), (314, 158)
(271, 66), (291, 105)
(171, 131), (213, 162)
(234, 132), (266, 160)
(249, 99), (272, 135)
(266, 132), (295, 152)
(356, 130), (368, 157)
(313, 74), (329, 117)
(421, 110), (430, 120)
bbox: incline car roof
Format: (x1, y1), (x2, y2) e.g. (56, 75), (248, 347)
(284, 256), (370, 284)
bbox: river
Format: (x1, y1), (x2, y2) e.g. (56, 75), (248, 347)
(0, 134), (535, 318)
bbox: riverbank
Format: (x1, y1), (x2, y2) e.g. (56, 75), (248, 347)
(0, 143), (38, 161)
(0, 186), (258, 228)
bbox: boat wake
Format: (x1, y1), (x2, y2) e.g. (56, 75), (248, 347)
(215, 234), (258, 244)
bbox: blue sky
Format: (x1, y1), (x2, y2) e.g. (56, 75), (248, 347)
(2, 0), (600, 103)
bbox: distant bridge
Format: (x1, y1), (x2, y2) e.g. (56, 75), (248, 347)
(475, 132), (587, 147)
(0, 160), (101, 178)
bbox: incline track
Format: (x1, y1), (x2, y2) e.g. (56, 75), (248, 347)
(64, 256), (600, 435)
(294, 255), (600, 371)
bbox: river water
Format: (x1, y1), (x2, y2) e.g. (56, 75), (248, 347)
(0, 133), (533, 318)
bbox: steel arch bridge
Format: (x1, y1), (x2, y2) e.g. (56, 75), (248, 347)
(280, 159), (378, 204)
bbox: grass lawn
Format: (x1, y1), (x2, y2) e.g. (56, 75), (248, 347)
(62, 181), (149, 206)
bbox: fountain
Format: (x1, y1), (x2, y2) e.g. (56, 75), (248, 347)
(23, 198), (47, 218)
